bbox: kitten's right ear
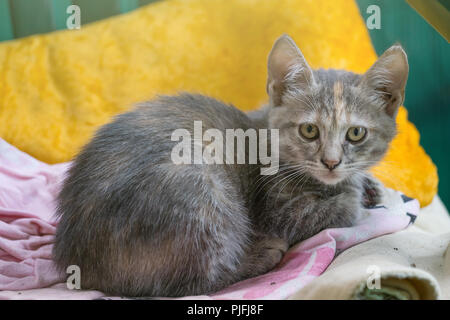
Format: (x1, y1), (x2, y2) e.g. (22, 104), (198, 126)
(267, 34), (315, 107)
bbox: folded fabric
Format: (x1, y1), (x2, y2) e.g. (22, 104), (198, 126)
(0, 138), (419, 299)
(289, 196), (450, 300)
(0, 139), (68, 291)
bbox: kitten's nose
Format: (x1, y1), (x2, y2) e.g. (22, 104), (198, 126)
(321, 158), (341, 171)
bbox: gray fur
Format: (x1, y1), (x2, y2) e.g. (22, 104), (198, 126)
(53, 35), (408, 296)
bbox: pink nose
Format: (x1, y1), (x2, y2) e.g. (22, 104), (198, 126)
(321, 158), (341, 171)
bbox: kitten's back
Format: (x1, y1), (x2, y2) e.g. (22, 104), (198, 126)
(53, 94), (256, 296)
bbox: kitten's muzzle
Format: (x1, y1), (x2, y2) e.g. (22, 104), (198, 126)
(320, 158), (342, 171)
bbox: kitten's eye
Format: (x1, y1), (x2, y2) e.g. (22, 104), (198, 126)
(346, 127), (366, 143)
(299, 123), (319, 140)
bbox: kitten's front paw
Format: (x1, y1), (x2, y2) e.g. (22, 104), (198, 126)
(362, 177), (384, 208)
(255, 237), (289, 274)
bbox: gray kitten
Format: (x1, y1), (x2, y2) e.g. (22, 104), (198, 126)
(53, 35), (408, 297)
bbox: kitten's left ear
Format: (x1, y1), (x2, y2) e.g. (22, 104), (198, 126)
(360, 44), (409, 118)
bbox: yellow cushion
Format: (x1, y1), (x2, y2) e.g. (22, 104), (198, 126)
(0, 0), (437, 206)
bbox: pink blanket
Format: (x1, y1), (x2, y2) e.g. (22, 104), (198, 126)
(0, 138), (419, 299)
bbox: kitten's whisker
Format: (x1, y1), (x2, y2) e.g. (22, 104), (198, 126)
(253, 167), (301, 196)
(262, 166), (310, 201)
(289, 172), (311, 200)
(274, 170), (305, 203)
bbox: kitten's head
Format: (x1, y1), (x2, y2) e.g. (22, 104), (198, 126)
(267, 35), (408, 185)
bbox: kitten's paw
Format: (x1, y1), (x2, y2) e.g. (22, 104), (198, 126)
(258, 237), (289, 272)
(362, 177), (384, 208)
(240, 236), (289, 278)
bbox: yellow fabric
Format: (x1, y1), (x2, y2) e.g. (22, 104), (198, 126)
(0, 0), (437, 206)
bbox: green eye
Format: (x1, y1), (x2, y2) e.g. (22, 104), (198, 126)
(347, 127), (367, 142)
(299, 123), (319, 140)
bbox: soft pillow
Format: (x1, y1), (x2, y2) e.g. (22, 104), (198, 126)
(0, 0), (437, 206)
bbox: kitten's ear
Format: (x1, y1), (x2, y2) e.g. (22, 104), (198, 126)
(360, 44), (409, 118)
(267, 34), (315, 106)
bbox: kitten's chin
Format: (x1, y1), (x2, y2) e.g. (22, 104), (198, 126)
(314, 171), (346, 185)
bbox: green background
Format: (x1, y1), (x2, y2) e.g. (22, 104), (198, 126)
(0, 0), (449, 207)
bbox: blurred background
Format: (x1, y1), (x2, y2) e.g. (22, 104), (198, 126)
(0, 0), (448, 206)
